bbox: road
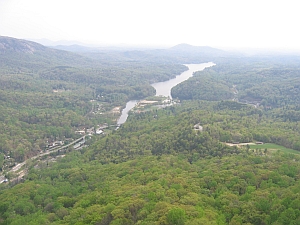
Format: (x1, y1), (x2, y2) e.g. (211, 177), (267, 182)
(0, 136), (86, 184)
(0, 175), (5, 184)
(32, 136), (86, 159)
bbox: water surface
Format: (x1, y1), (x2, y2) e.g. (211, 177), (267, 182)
(151, 62), (215, 98)
(117, 100), (138, 125)
(117, 62), (215, 125)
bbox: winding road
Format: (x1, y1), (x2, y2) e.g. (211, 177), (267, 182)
(0, 136), (86, 184)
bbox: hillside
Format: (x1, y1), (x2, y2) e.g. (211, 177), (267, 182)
(157, 44), (235, 63)
(169, 43), (227, 55)
(1, 101), (300, 224)
(172, 56), (300, 108)
(0, 36), (98, 73)
(0, 36), (186, 163)
(52, 43), (234, 64)
(1, 36), (300, 224)
(0, 36), (47, 53)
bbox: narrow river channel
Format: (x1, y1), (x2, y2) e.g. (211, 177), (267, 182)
(117, 100), (139, 125)
(117, 62), (215, 125)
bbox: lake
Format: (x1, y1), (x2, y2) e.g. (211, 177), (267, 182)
(151, 62), (215, 98)
(117, 62), (215, 125)
(117, 100), (138, 125)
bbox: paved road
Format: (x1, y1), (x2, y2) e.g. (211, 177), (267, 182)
(11, 162), (26, 172)
(0, 136), (86, 184)
(33, 136), (86, 159)
(0, 175), (5, 183)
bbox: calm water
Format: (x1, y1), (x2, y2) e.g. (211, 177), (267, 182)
(117, 62), (215, 125)
(151, 62), (215, 98)
(117, 100), (138, 125)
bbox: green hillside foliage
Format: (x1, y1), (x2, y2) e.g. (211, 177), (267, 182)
(172, 57), (300, 108)
(87, 100), (300, 165)
(1, 145), (300, 224)
(0, 37), (186, 161)
(171, 70), (233, 101)
(1, 99), (300, 224)
(2, 37), (300, 224)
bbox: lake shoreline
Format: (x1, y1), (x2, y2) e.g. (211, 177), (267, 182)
(117, 62), (215, 125)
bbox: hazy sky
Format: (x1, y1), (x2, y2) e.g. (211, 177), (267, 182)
(0, 0), (299, 50)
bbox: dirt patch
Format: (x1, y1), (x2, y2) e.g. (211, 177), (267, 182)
(225, 142), (256, 147)
(111, 107), (121, 114)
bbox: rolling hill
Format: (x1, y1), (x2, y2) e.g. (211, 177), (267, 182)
(1, 36), (300, 224)
(0, 36), (97, 73)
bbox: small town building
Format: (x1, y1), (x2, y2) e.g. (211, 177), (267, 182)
(194, 123), (203, 131)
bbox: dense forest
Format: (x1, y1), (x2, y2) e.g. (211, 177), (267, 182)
(1, 102), (300, 224)
(172, 57), (300, 108)
(1, 36), (300, 224)
(0, 37), (187, 162)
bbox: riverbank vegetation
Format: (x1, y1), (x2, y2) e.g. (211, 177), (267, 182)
(0, 37), (186, 163)
(172, 57), (300, 108)
(1, 101), (300, 224)
(1, 36), (300, 224)
(2, 89), (300, 224)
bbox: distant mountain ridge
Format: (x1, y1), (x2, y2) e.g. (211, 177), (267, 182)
(0, 36), (98, 70)
(0, 36), (46, 53)
(50, 42), (228, 55)
(0, 36), (235, 67)
(52, 44), (100, 52)
(169, 43), (227, 54)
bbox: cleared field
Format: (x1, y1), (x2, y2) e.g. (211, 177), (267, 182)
(250, 143), (300, 154)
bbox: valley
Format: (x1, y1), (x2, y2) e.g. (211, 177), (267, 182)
(1, 36), (300, 224)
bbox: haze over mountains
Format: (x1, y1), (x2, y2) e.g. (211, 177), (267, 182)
(1, 36), (237, 67)
(0, 36), (47, 53)
(0, 36), (94, 69)
(2, 34), (300, 224)
(4, 36), (297, 66)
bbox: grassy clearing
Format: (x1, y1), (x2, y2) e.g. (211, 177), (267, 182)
(249, 143), (300, 154)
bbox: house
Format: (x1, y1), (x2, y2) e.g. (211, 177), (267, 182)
(96, 129), (103, 135)
(0, 179), (8, 184)
(75, 130), (85, 135)
(74, 138), (86, 149)
(73, 143), (81, 149)
(53, 141), (64, 146)
(98, 124), (108, 129)
(79, 139), (85, 145)
(194, 123), (203, 131)
(162, 99), (171, 104)
(86, 127), (95, 135)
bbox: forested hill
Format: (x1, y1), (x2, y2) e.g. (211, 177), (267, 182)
(168, 44), (228, 57)
(51, 42), (235, 64)
(0, 36), (97, 72)
(0, 36), (187, 163)
(2, 36), (300, 224)
(155, 44), (235, 63)
(1, 101), (300, 224)
(171, 57), (300, 108)
(0, 36), (47, 53)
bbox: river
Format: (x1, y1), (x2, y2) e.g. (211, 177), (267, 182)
(117, 62), (215, 125)
(151, 62), (215, 98)
(117, 100), (139, 125)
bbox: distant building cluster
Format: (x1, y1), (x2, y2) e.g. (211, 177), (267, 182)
(75, 124), (108, 136)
